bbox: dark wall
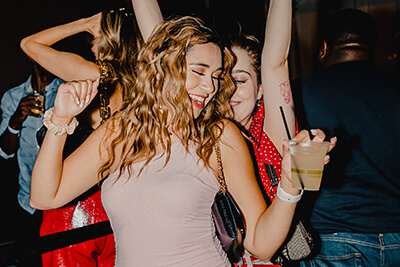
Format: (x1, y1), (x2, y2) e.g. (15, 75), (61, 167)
(2, 0), (399, 98)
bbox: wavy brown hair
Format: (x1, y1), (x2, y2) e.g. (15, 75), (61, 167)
(97, 8), (144, 100)
(226, 34), (262, 86)
(98, 16), (236, 181)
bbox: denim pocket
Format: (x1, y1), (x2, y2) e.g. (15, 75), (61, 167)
(300, 233), (366, 267)
(314, 252), (363, 267)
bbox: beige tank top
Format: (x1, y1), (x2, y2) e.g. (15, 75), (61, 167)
(102, 140), (230, 266)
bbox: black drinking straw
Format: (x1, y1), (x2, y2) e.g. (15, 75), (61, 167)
(279, 106), (292, 140)
(279, 106), (305, 189)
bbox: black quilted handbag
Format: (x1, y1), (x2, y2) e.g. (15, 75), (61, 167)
(211, 139), (246, 263)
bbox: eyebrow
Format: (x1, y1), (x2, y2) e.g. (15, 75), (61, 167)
(232, 69), (251, 76)
(189, 62), (210, 68)
(189, 62), (223, 71)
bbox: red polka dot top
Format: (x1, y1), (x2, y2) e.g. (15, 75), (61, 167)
(248, 100), (282, 202)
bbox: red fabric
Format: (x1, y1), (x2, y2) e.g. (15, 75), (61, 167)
(241, 255), (281, 267)
(41, 235), (115, 267)
(40, 189), (115, 266)
(248, 100), (282, 201)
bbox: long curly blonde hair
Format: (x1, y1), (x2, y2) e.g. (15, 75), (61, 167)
(99, 16), (236, 181)
(97, 8), (144, 100)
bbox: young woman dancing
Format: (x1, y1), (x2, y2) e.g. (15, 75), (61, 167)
(21, 7), (143, 266)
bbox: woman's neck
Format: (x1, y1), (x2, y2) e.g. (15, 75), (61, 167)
(243, 116), (254, 131)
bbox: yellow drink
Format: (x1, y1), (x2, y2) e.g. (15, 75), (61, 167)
(31, 93), (44, 114)
(289, 140), (330, 191)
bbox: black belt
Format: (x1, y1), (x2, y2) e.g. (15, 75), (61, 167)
(0, 220), (112, 265)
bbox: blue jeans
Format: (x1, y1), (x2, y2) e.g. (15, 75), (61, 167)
(300, 232), (400, 267)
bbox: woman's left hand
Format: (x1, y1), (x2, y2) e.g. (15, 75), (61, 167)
(308, 129), (337, 164)
(53, 79), (98, 123)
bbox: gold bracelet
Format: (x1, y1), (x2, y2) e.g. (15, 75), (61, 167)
(43, 108), (79, 135)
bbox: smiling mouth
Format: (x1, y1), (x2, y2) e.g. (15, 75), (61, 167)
(189, 94), (207, 109)
(230, 100), (241, 107)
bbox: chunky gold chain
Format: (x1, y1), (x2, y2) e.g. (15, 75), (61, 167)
(214, 132), (227, 193)
(98, 62), (110, 124)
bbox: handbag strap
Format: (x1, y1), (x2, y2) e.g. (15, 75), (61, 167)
(214, 138), (227, 193)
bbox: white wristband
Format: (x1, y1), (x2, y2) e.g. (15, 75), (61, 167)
(7, 125), (21, 135)
(276, 183), (303, 203)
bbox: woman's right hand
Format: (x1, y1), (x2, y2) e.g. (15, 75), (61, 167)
(85, 12), (102, 38)
(52, 80), (98, 123)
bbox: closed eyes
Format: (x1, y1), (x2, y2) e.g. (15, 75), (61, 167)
(235, 79), (246, 84)
(192, 70), (205, 76)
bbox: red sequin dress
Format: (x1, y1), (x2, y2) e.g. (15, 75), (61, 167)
(40, 189), (115, 267)
(38, 123), (115, 267)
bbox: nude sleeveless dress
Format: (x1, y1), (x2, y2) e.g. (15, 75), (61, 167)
(101, 141), (231, 266)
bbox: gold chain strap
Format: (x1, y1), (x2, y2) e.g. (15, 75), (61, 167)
(214, 138), (227, 193)
(98, 62), (111, 124)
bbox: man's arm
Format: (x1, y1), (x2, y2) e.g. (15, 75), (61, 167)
(0, 86), (43, 157)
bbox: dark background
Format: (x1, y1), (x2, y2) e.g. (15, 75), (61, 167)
(2, 0), (400, 97)
(0, 0), (399, 265)
(0, 0), (267, 97)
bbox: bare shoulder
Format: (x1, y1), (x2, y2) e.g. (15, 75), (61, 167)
(217, 120), (249, 154)
(219, 119), (246, 144)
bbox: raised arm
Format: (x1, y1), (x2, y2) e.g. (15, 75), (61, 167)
(218, 122), (328, 261)
(262, 0), (295, 155)
(131, 0), (163, 42)
(20, 14), (101, 82)
(30, 80), (105, 210)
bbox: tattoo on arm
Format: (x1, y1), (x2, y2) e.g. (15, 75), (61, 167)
(279, 80), (291, 104)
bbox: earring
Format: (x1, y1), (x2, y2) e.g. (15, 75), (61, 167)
(256, 98), (262, 109)
(252, 98), (262, 116)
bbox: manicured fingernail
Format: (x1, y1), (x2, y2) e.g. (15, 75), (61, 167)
(311, 129), (317, 135)
(76, 98), (80, 106)
(86, 95), (90, 104)
(79, 102), (84, 108)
